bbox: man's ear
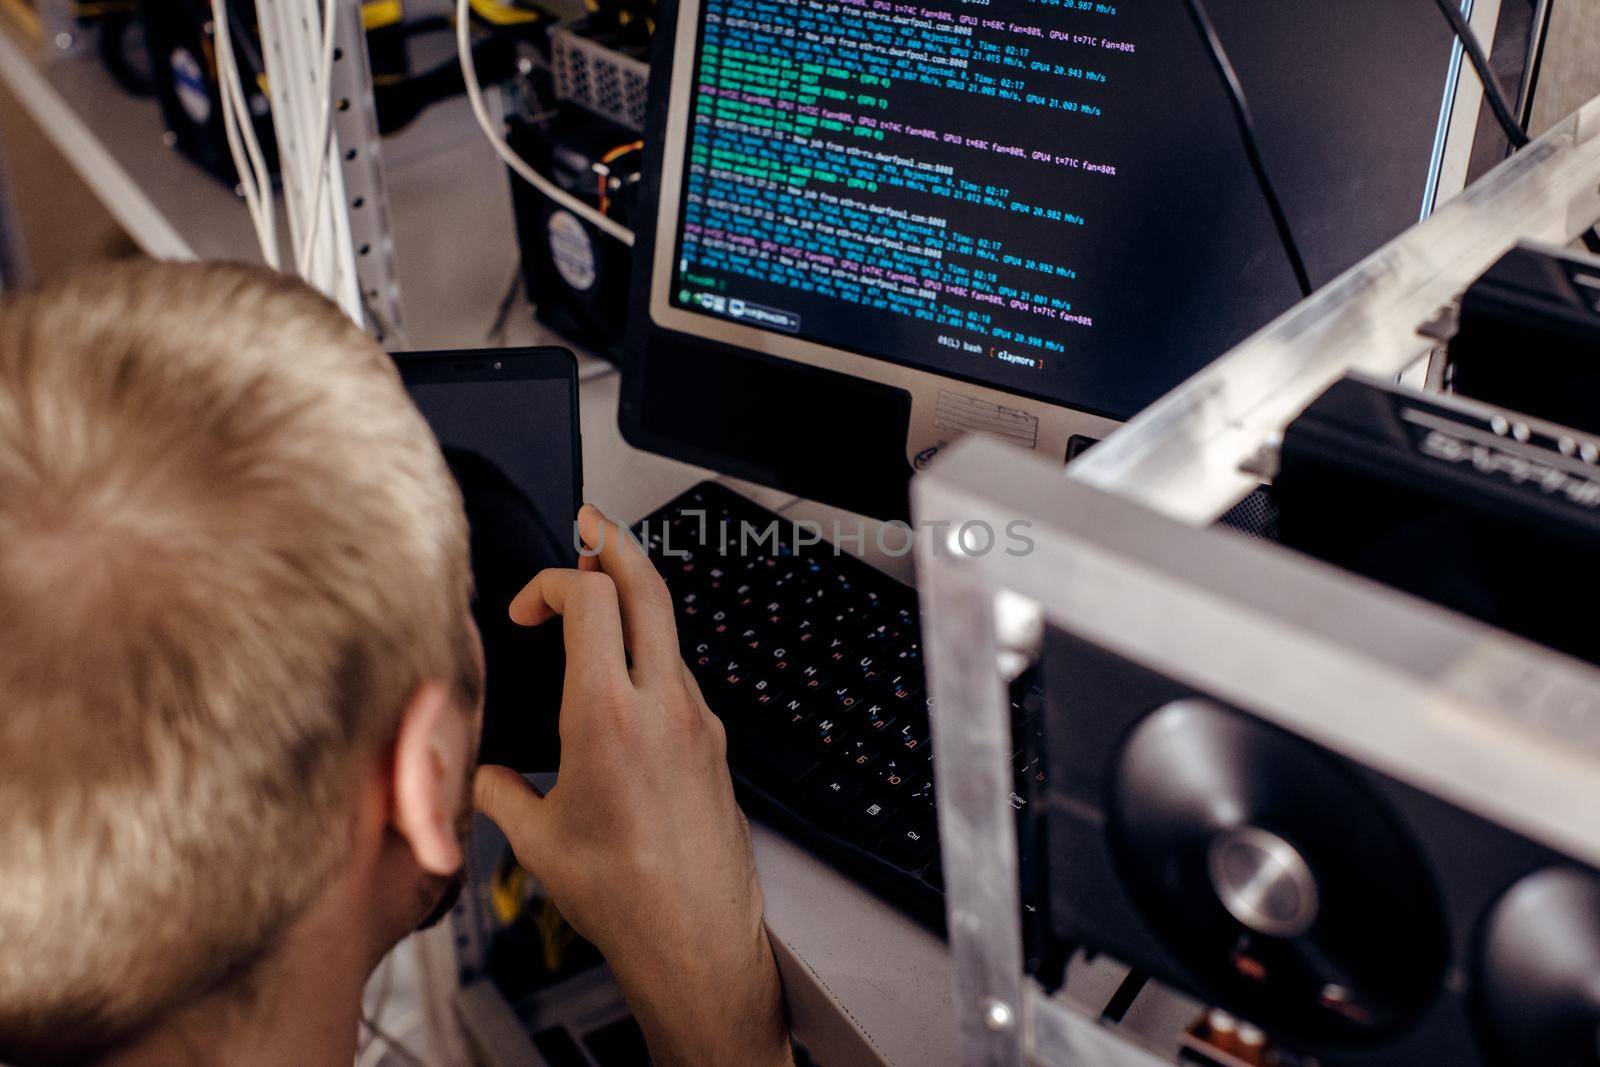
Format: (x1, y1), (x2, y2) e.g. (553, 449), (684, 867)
(391, 680), (470, 876)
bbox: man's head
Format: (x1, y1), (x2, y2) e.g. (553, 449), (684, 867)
(0, 261), (482, 1065)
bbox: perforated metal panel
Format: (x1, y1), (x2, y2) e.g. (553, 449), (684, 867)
(1215, 487), (1280, 543)
(551, 26), (649, 133)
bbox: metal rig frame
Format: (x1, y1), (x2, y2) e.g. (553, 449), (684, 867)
(915, 92), (1600, 1067)
(255, 0), (404, 338)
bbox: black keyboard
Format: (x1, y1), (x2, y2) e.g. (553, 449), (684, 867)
(635, 482), (1046, 930)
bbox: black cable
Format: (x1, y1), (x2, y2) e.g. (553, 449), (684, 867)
(1100, 968), (1151, 1024)
(1180, 0), (1313, 299)
(486, 256), (524, 342)
(1428, 0), (1530, 149)
(1428, 0), (1600, 252)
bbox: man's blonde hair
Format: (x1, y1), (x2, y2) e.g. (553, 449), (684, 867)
(0, 260), (477, 1064)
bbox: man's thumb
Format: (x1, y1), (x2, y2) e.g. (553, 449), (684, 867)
(473, 764), (551, 866)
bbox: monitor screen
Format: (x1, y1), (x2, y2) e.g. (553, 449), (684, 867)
(663, 0), (1508, 420)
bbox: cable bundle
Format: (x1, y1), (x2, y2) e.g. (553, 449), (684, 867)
(209, 0), (340, 285)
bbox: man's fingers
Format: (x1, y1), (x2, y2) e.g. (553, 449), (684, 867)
(576, 504), (681, 679)
(473, 765), (552, 867)
(576, 509), (602, 573)
(508, 568), (629, 677)
(508, 570), (562, 626)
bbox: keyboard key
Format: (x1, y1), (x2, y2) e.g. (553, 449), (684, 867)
(739, 733), (820, 785)
(828, 605), (870, 630)
(847, 796), (897, 836)
(769, 567), (805, 593)
(781, 699), (815, 731)
(861, 702), (897, 734)
(824, 635), (852, 665)
(719, 660), (749, 690)
(859, 621), (901, 647)
(829, 684), (862, 712)
(813, 717), (853, 752)
(809, 770), (866, 811)
(897, 723), (928, 754)
(885, 675), (922, 708)
(838, 736), (882, 771)
(797, 663), (829, 693)
(880, 816), (937, 869)
(906, 781), (937, 822)
(749, 557), (785, 582)
(877, 757), (916, 791)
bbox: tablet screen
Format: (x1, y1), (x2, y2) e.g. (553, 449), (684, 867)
(399, 348), (581, 771)
(405, 363), (580, 568)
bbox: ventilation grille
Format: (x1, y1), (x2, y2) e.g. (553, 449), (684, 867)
(552, 27), (650, 133)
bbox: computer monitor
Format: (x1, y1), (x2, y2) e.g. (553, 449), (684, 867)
(622, 0), (1548, 519)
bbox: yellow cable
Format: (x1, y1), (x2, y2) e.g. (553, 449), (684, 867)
(71, 1), (137, 18)
(490, 855), (527, 925)
(361, 0), (403, 31)
(0, 0), (42, 43)
(596, 139), (644, 216)
(468, 0), (540, 27)
(538, 900), (577, 973)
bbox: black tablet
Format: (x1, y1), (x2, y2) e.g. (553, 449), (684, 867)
(395, 347), (581, 772)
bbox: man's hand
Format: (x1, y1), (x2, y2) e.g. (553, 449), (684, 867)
(473, 504), (792, 1067)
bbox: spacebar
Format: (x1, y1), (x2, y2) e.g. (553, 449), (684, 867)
(731, 733), (820, 791)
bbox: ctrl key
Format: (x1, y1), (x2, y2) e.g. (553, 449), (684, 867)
(878, 815), (937, 871)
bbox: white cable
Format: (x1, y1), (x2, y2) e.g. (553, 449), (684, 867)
(216, 59), (273, 256)
(219, 24), (277, 265)
(224, 46), (280, 268)
(225, 72), (276, 263)
(217, 13), (276, 266)
(210, 0), (271, 259)
(455, 0), (637, 247)
(296, 0), (340, 281)
(211, 0), (281, 269)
